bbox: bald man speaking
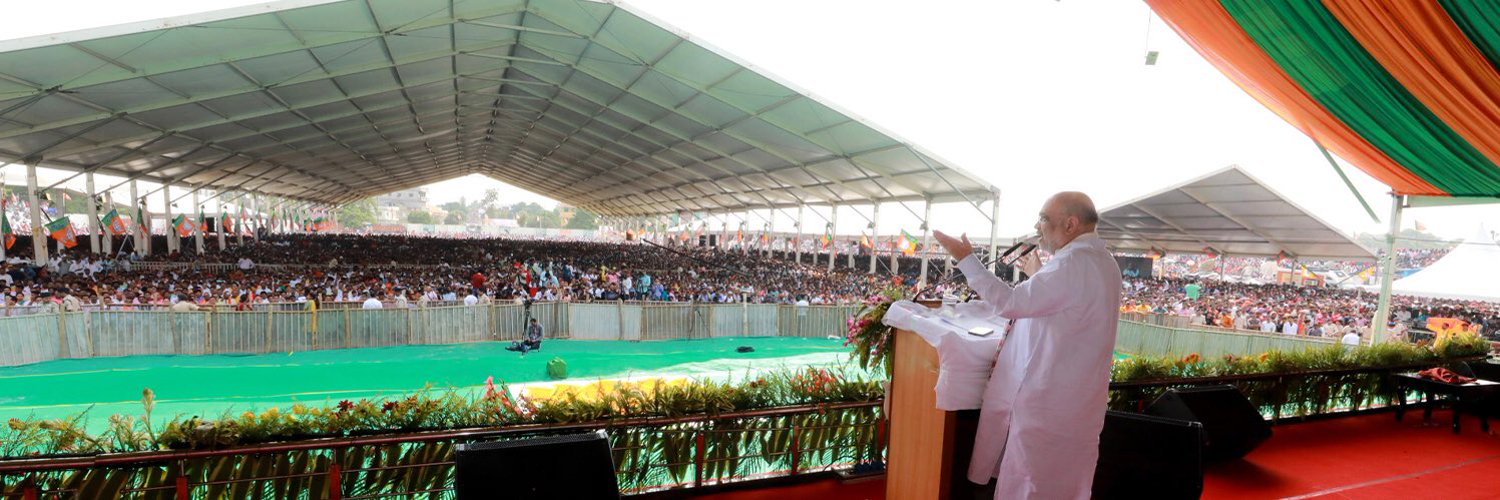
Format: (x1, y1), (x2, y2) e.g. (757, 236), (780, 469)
(934, 191), (1121, 499)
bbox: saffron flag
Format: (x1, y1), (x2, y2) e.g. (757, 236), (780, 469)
(821, 231), (832, 248)
(860, 234), (872, 248)
(137, 207), (148, 230)
(102, 209), (127, 235)
(898, 230), (918, 256)
(173, 215), (193, 237)
(45, 218), (76, 248)
(1, 211), (13, 249)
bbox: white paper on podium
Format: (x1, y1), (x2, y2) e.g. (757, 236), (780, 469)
(882, 300), (1008, 410)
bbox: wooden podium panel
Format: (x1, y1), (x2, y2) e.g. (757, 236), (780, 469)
(887, 328), (957, 499)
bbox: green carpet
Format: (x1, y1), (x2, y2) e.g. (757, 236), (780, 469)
(0, 337), (855, 431)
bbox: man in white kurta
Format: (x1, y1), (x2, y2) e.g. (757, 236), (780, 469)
(936, 191), (1121, 499)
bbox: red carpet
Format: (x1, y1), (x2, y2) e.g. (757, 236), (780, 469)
(689, 474), (885, 500)
(1205, 409), (1500, 499)
(698, 410), (1500, 499)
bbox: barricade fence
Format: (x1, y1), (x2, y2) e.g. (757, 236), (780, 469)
(0, 305), (1355, 366)
(1116, 318), (1336, 358)
(0, 303), (862, 366)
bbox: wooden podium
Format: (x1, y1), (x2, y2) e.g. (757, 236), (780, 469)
(886, 328), (983, 499)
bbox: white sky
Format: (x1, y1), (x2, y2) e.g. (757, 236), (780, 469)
(4, 0), (1496, 241)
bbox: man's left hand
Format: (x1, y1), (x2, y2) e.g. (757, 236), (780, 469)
(933, 231), (974, 261)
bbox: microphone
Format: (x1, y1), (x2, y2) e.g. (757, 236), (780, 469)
(997, 240), (1030, 261)
(998, 235), (1040, 267)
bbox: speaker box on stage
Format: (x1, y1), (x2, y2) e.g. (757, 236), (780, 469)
(1093, 410), (1204, 499)
(1146, 385), (1271, 461)
(455, 431), (619, 499)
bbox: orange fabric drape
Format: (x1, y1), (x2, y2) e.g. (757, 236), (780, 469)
(1146, 0), (1442, 195)
(1324, 0), (1500, 179)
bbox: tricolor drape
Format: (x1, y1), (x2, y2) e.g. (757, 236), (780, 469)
(1148, 0), (1500, 197)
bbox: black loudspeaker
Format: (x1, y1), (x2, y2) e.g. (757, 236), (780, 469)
(455, 431), (619, 499)
(1093, 410), (1204, 499)
(1146, 385), (1271, 461)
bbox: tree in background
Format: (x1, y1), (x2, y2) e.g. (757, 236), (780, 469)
(407, 211), (435, 224)
(565, 208), (598, 229)
(337, 197), (377, 227)
(439, 201), (467, 224)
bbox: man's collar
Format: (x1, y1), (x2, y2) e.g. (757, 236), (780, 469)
(1056, 232), (1102, 255)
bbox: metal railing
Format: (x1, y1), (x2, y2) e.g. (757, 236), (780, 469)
(0, 401), (884, 499)
(1116, 318), (1336, 358)
(0, 306), (1371, 366)
(0, 303), (863, 366)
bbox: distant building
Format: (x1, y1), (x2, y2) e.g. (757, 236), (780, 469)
(377, 206), (401, 222)
(377, 188), (428, 211)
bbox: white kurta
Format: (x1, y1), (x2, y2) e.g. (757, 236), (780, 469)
(957, 233), (1121, 499)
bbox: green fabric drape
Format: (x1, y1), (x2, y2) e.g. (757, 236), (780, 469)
(1439, 0), (1500, 67)
(1221, 0), (1500, 197)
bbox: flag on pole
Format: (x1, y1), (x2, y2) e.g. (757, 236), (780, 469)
(898, 230), (918, 256)
(821, 230), (832, 248)
(137, 206), (148, 231)
(1, 211), (14, 250)
(860, 233), (873, 248)
(45, 218), (76, 248)
(199, 208), (208, 233)
(173, 215), (193, 237)
(103, 209), (127, 235)
(222, 211), (233, 232)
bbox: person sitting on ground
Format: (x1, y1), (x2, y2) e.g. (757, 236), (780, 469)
(506, 318), (544, 354)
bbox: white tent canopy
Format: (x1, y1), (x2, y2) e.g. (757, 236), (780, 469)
(1096, 166), (1377, 261)
(1386, 227), (1500, 302)
(0, 0), (995, 216)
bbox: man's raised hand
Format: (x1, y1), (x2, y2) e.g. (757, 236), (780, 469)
(932, 231), (974, 261)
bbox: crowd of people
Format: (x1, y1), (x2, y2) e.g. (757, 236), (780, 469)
(0, 234), (914, 312)
(0, 232), (1495, 343)
(1120, 276), (1500, 341)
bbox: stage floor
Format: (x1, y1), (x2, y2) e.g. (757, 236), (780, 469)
(1203, 409), (1500, 499)
(709, 409), (1500, 500)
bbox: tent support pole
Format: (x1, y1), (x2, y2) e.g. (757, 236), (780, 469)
(918, 198), (933, 289)
(989, 190), (1001, 275)
(828, 204), (839, 271)
(869, 203), (880, 275)
(794, 205), (804, 266)
(1371, 194), (1405, 344)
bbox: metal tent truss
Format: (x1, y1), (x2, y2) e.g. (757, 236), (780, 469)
(0, 0), (996, 218)
(1097, 166), (1377, 261)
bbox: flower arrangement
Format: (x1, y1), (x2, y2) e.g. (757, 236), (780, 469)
(845, 288), (905, 377)
(0, 367), (883, 458)
(1109, 333), (1493, 418)
(1110, 333), (1491, 384)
